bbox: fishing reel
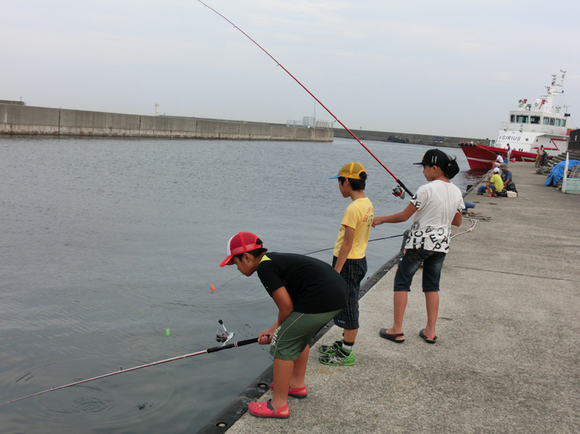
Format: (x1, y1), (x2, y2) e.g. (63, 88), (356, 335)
(215, 319), (235, 345)
(392, 185), (406, 200)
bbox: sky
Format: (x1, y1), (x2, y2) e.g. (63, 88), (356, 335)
(2, 0), (580, 139)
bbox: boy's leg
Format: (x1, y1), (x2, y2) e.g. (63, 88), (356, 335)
(343, 328), (358, 346)
(271, 358), (292, 411)
(421, 252), (445, 340)
(423, 292), (439, 340)
(321, 257), (365, 360)
(289, 345), (309, 389)
(388, 290), (408, 334)
(384, 249), (423, 334)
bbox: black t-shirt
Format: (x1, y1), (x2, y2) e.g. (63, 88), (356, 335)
(257, 252), (348, 314)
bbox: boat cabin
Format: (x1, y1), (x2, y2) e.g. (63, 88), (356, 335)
(509, 113), (567, 127)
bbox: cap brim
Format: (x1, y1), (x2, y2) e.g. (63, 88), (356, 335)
(219, 256), (234, 267)
(329, 174), (340, 179)
(413, 162), (424, 165)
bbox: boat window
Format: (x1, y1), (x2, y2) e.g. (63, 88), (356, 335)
(530, 116), (540, 124)
(556, 119), (566, 127)
(543, 117), (550, 125)
(549, 118), (555, 125)
(516, 115), (528, 123)
(510, 115), (516, 122)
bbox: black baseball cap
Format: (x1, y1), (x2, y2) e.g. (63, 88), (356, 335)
(414, 149), (450, 167)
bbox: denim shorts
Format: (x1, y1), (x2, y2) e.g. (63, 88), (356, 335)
(393, 249), (446, 292)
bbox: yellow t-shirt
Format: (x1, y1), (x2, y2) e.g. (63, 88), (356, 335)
(490, 174), (503, 191)
(333, 197), (374, 259)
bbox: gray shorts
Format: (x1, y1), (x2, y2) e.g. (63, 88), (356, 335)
(270, 309), (342, 361)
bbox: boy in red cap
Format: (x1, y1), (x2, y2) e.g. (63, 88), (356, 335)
(220, 232), (348, 419)
(318, 162), (374, 365)
(373, 149), (464, 344)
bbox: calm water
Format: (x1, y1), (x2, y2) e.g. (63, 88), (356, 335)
(0, 136), (481, 432)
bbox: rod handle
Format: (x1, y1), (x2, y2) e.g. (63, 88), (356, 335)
(206, 337), (259, 353)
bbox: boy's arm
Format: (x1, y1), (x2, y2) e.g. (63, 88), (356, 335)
(373, 202), (417, 226)
(334, 225), (354, 274)
(258, 285), (294, 345)
(451, 211), (462, 227)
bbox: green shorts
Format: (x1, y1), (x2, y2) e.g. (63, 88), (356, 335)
(269, 309), (342, 361)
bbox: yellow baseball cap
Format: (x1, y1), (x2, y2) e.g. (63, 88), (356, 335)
(329, 162), (366, 180)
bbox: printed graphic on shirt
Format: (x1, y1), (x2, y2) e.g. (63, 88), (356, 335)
(405, 222), (451, 252)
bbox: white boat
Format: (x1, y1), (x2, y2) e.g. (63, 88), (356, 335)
(460, 71), (571, 170)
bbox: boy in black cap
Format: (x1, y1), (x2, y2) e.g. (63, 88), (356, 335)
(220, 232), (348, 418)
(373, 149), (464, 344)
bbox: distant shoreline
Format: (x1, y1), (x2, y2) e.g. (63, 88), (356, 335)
(333, 128), (484, 148)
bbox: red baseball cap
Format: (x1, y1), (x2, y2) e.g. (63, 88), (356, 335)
(219, 232), (263, 267)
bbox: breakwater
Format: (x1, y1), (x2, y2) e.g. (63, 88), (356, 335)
(333, 127), (485, 148)
(0, 103), (333, 142)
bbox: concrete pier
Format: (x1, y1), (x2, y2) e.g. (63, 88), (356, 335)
(211, 162), (580, 433)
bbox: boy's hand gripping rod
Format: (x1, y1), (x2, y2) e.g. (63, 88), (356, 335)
(197, 1), (414, 197)
(0, 320), (257, 407)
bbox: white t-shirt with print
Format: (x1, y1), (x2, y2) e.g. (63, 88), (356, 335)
(404, 180), (465, 252)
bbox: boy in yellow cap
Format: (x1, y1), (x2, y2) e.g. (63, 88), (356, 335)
(319, 162), (374, 366)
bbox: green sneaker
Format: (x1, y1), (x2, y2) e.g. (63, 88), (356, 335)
(318, 341), (342, 356)
(319, 348), (355, 366)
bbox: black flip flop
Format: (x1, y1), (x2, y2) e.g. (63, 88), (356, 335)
(379, 328), (405, 343)
(419, 329), (437, 344)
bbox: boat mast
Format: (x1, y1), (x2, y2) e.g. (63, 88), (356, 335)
(540, 70), (566, 114)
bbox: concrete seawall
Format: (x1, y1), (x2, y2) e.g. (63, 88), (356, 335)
(0, 104), (333, 142)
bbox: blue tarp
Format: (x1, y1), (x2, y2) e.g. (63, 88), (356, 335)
(545, 160), (580, 186)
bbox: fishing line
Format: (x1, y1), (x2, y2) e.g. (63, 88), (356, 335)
(1, 320), (257, 408)
(214, 232), (406, 291)
(303, 233), (404, 256)
(196, 0), (414, 197)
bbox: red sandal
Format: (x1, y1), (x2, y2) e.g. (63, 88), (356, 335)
(248, 399), (290, 418)
(270, 382), (308, 399)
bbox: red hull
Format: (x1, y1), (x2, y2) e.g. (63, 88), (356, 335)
(459, 143), (536, 170)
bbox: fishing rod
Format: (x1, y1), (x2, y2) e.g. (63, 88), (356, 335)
(197, 0), (414, 198)
(0, 320), (257, 408)
(303, 233), (404, 256)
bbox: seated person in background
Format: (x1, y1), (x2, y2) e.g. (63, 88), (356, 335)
(485, 167), (504, 197)
(493, 153), (504, 168)
(500, 163), (517, 193)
